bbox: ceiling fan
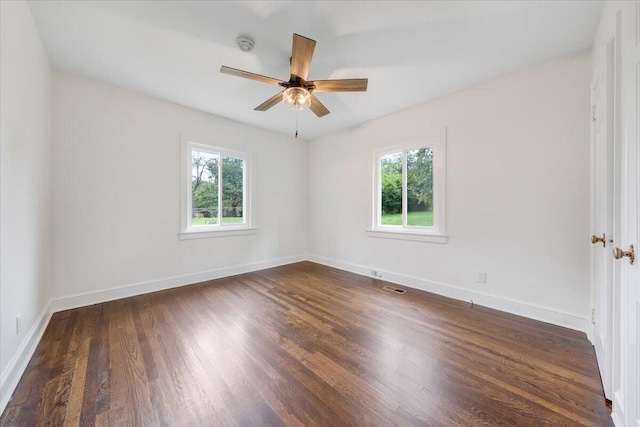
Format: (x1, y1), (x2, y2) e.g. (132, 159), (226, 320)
(220, 34), (368, 118)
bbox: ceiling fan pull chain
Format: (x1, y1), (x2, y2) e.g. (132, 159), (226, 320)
(295, 110), (298, 139)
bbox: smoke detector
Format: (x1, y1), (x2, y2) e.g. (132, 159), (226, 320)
(236, 36), (254, 52)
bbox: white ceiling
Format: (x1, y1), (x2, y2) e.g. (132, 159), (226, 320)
(28, 1), (603, 141)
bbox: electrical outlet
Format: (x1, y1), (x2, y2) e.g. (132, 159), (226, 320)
(371, 269), (383, 278)
(16, 314), (21, 335)
(477, 272), (487, 284)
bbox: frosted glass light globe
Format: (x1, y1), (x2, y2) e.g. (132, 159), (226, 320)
(283, 87), (311, 111)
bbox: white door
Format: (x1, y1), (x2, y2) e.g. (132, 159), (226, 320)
(591, 41), (615, 400)
(611, 2), (640, 426)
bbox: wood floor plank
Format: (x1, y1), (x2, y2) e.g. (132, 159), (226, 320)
(0, 262), (613, 426)
(63, 320), (91, 427)
(80, 305), (111, 427)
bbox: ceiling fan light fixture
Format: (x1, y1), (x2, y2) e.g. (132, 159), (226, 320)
(283, 87), (311, 111)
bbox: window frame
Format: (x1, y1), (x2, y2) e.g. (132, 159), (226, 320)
(368, 128), (447, 244)
(180, 140), (254, 240)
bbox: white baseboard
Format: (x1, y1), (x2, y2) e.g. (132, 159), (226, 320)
(586, 327), (594, 344)
(307, 254), (590, 334)
(611, 409), (623, 427)
(51, 254), (307, 312)
(0, 301), (53, 414)
(51, 252), (591, 332)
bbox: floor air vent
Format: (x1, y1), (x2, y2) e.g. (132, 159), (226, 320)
(382, 285), (406, 295)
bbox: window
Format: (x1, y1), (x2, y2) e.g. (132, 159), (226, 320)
(180, 141), (253, 239)
(369, 129), (447, 243)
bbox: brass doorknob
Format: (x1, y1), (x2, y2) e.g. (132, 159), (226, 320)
(613, 245), (634, 265)
(591, 234), (606, 247)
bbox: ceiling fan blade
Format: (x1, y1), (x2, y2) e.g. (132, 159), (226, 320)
(254, 91), (285, 111)
(309, 94), (330, 117)
(220, 66), (284, 86)
(290, 34), (316, 80)
(309, 78), (368, 93)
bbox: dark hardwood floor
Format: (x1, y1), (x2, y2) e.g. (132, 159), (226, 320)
(1, 262), (611, 426)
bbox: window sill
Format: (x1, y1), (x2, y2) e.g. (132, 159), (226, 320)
(179, 227), (257, 240)
(366, 228), (448, 244)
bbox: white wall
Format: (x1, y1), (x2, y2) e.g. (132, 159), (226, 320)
(0, 0), (53, 405)
(52, 73), (307, 304)
(308, 53), (592, 328)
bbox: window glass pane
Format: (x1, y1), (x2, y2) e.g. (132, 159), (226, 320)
(407, 147), (433, 227)
(221, 156), (244, 224)
(380, 152), (402, 225)
(191, 150), (219, 226)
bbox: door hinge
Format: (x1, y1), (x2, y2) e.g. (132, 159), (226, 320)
(592, 105), (597, 121)
(591, 308), (596, 324)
